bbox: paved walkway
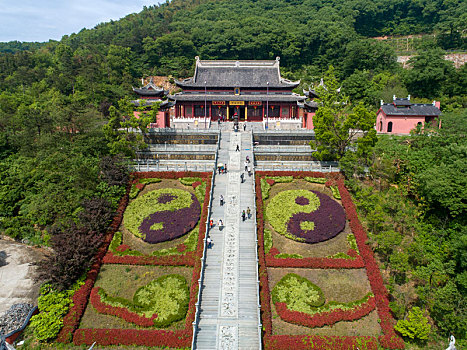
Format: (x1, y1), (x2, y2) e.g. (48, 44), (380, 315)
(195, 126), (260, 349)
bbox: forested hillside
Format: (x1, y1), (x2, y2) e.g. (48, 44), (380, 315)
(0, 0), (465, 348)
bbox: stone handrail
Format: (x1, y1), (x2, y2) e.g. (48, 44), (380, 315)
(251, 130), (263, 350)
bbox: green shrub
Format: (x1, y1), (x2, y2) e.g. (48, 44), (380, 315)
(326, 252), (354, 259)
(331, 186), (341, 199)
(139, 178), (161, 184)
(264, 227), (273, 254)
(272, 273), (374, 315)
(183, 226), (199, 252)
(395, 306), (431, 341)
(304, 177), (327, 184)
(30, 281), (83, 341)
(275, 252), (303, 259)
(195, 181), (207, 203)
(347, 234), (359, 253)
(261, 178), (271, 200)
(266, 176), (293, 183)
(266, 190), (319, 241)
(179, 177), (202, 186)
(316, 293), (373, 314)
(109, 231), (123, 251)
(129, 184), (140, 199)
(98, 274), (189, 328)
(272, 273), (325, 312)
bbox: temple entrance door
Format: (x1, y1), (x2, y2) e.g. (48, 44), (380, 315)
(212, 106), (226, 121)
(228, 106), (245, 120)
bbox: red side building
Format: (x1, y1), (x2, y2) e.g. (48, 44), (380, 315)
(376, 96), (441, 134)
(170, 57), (306, 129)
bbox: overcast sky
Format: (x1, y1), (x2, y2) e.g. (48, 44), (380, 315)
(0, 0), (164, 42)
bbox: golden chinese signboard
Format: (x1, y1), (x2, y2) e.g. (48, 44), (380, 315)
(229, 101), (245, 106)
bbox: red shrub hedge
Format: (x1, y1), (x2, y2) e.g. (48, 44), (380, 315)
(90, 287), (157, 326)
(73, 328), (192, 348)
(255, 172), (404, 350)
(264, 335), (378, 350)
(59, 172), (211, 347)
(274, 296), (376, 328)
(265, 253), (365, 268)
(102, 251), (195, 266)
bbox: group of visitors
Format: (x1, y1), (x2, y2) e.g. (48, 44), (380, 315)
(241, 207), (252, 221)
(243, 156), (252, 177)
(208, 154), (253, 250)
(217, 163), (227, 174)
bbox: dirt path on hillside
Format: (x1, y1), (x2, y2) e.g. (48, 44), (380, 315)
(0, 237), (46, 314)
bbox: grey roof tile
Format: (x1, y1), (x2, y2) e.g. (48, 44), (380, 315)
(169, 93), (305, 103)
(381, 104), (441, 116)
(175, 57), (299, 89)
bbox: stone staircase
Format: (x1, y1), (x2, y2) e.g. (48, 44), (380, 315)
(194, 129), (260, 350)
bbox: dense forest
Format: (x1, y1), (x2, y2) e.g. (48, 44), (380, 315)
(0, 0), (465, 348)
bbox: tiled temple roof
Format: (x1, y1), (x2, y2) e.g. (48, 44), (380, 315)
(175, 56), (300, 89)
(169, 92), (305, 103)
(381, 99), (441, 116)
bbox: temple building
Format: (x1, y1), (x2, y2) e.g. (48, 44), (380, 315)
(169, 57), (306, 129)
(376, 96), (441, 134)
(132, 77), (174, 128)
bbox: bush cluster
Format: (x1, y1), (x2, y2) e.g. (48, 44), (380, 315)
(30, 283), (80, 341)
(331, 185), (342, 199)
(179, 177), (202, 185)
(304, 177), (328, 184)
(73, 328), (192, 348)
(274, 294), (375, 329)
(91, 274), (189, 328)
(123, 188), (200, 243)
(272, 274), (325, 311)
(267, 188), (346, 244)
(266, 189), (320, 241)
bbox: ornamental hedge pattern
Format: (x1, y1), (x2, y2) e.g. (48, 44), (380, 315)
(91, 274), (189, 328)
(56, 171), (212, 348)
(124, 188), (200, 244)
(275, 294), (376, 329)
(272, 274), (325, 311)
(266, 189), (346, 244)
(255, 171), (404, 350)
(271, 273), (376, 328)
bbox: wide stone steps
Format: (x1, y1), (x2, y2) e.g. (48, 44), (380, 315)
(194, 128), (260, 349)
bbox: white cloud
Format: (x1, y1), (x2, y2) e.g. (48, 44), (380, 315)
(0, 0), (164, 42)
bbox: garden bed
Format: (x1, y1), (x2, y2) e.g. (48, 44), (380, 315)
(256, 172), (404, 350)
(57, 171), (211, 348)
(80, 265), (193, 330)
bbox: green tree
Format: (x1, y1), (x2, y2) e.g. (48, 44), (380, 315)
(311, 66), (377, 161)
(342, 39), (397, 77)
(404, 47), (456, 98)
(395, 306), (431, 341)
